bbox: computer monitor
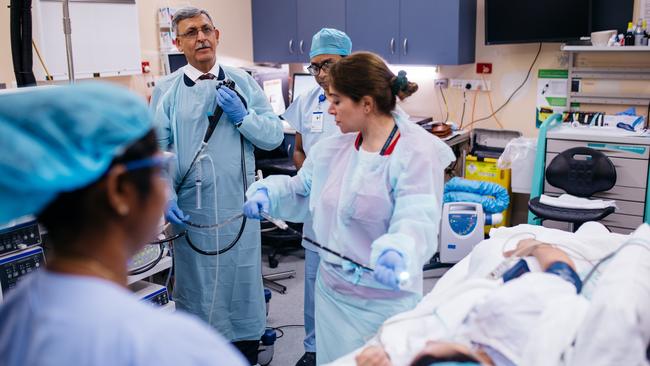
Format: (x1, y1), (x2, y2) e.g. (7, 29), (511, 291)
(291, 73), (319, 103)
(161, 52), (188, 74)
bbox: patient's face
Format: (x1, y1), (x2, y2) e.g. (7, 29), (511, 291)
(409, 341), (492, 366)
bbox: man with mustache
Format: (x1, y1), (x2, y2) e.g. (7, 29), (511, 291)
(152, 7), (283, 365)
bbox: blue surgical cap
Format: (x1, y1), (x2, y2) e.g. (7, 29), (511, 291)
(309, 28), (352, 59)
(0, 83), (152, 225)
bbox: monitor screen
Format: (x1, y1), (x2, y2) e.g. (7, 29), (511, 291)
(485, 0), (591, 44)
(291, 73), (319, 103)
(168, 54), (188, 73)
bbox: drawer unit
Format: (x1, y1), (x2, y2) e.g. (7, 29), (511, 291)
(542, 132), (650, 233)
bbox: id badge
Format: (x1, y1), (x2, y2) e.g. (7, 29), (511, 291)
(311, 112), (324, 132)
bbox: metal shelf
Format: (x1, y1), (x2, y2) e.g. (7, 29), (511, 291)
(127, 256), (172, 285)
(564, 47), (650, 111)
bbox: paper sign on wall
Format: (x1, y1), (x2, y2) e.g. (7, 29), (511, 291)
(536, 69), (569, 128)
(263, 79), (286, 115)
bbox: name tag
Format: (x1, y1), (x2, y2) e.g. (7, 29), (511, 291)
(311, 112), (324, 132)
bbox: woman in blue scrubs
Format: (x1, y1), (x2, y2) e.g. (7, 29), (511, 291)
(0, 83), (246, 366)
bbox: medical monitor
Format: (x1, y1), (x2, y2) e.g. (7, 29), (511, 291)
(161, 52), (188, 74)
(291, 73), (319, 103)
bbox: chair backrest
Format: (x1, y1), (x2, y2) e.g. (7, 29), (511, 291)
(546, 147), (616, 197)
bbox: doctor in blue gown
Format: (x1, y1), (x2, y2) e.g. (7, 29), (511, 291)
(152, 7), (283, 363)
(0, 83), (247, 366)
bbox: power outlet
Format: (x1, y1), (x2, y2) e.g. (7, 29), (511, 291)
(450, 78), (491, 91)
(434, 78), (449, 88)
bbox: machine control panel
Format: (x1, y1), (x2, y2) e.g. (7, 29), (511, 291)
(0, 220), (42, 256)
(130, 280), (170, 307)
(0, 246), (45, 302)
(449, 213), (478, 236)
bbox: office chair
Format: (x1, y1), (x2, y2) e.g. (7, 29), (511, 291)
(528, 147), (617, 231)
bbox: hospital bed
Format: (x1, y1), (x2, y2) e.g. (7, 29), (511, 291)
(326, 222), (647, 366)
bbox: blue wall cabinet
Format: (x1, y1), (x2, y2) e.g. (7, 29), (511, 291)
(252, 0), (345, 64)
(400, 0), (476, 65)
(253, 0), (476, 65)
(297, 0), (346, 63)
(346, 0), (400, 64)
(252, 0), (299, 63)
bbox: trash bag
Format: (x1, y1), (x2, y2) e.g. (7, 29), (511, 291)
(497, 137), (537, 169)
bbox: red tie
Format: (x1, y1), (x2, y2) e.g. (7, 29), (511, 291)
(198, 73), (215, 80)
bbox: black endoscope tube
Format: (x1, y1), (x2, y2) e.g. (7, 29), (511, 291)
(184, 134), (248, 256)
(178, 80), (249, 256)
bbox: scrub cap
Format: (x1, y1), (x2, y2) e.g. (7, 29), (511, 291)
(0, 83), (152, 224)
(310, 28), (352, 59)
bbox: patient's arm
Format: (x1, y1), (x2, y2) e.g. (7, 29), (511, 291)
(504, 239), (576, 271)
(355, 346), (392, 366)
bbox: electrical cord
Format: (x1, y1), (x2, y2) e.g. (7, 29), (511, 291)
(471, 42), (542, 125)
(438, 85), (449, 123)
(581, 238), (650, 289)
(271, 324), (305, 339)
(459, 90), (467, 129)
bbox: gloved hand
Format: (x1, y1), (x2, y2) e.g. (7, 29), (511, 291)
(374, 249), (406, 291)
(242, 188), (270, 220)
(165, 200), (189, 227)
(216, 86), (247, 124)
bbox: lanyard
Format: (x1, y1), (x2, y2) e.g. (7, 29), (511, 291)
(356, 123), (399, 155)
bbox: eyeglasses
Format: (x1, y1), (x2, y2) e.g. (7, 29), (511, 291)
(307, 60), (334, 76)
(177, 25), (215, 39)
(124, 155), (174, 177)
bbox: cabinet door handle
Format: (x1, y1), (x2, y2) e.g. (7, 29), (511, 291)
(299, 40), (304, 54)
(289, 39), (295, 54)
(390, 38), (395, 54)
(403, 38), (408, 56)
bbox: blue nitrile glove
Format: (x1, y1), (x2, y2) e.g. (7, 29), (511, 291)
(242, 188), (270, 220)
(165, 200), (189, 227)
(216, 86), (248, 124)
(374, 249), (406, 291)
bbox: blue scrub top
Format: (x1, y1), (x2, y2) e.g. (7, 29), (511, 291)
(0, 271), (247, 366)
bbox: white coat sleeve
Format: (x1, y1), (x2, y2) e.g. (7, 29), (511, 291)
(245, 149), (315, 223)
(236, 75), (284, 151)
(369, 149), (442, 279)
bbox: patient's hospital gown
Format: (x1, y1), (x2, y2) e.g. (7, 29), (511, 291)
(0, 271), (247, 366)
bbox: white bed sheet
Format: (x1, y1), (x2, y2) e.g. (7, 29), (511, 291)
(326, 222), (632, 366)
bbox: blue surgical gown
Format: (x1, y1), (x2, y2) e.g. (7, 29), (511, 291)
(0, 271), (247, 366)
(154, 65), (284, 341)
(247, 112), (455, 363)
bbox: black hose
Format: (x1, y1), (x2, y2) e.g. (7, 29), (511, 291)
(184, 134), (248, 256)
(9, 0), (36, 87)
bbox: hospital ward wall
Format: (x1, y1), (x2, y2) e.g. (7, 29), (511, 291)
(0, 0), (255, 99)
(0, 0), (646, 138)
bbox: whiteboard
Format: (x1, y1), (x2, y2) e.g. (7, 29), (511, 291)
(33, 0), (142, 81)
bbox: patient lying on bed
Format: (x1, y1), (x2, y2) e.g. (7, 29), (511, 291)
(352, 224), (650, 366)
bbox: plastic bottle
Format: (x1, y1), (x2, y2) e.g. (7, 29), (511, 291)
(624, 21), (635, 46)
(643, 20), (649, 46)
(634, 18), (645, 45)
(257, 328), (277, 366)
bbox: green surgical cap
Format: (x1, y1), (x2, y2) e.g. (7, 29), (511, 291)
(309, 28), (352, 59)
(0, 82), (152, 225)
